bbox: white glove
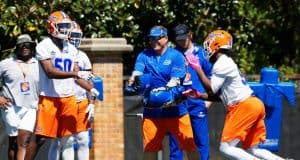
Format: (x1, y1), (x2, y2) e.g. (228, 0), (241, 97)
(182, 89), (202, 99)
(152, 87), (167, 92)
(90, 88), (99, 97)
(86, 104), (95, 123)
(77, 71), (94, 80)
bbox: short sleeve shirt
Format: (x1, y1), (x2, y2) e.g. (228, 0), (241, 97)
(134, 47), (188, 118)
(175, 44), (213, 115)
(36, 37), (79, 97)
(0, 56), (40, 109)
(211, 55), (253, 107)
(74, 50), (92, 101)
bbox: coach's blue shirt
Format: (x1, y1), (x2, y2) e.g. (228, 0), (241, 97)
(134, 47), (188, 118)
(175, 44), (212, 116)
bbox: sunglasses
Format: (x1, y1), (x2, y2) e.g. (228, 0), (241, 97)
(17, 42), (35, 49)
(149, 36), (165, 41)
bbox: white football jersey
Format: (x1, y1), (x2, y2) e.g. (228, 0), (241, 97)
(36, 37), (79, 97)
(211, 54), (253, 107)
(74, 50), (92, 101)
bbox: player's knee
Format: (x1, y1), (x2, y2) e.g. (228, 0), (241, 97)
(61, 136), (74, 150)
(219, 142), (230, 156)
(246, 146), (267, 157)
(76, 132), (89, 147)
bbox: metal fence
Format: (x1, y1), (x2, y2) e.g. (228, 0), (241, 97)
(124, 94), (300, 160)
(0, 95), (299, 160)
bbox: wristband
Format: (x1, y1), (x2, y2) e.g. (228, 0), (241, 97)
(91, 96), (97, 101)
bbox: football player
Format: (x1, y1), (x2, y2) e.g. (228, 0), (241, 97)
(27, 11), (94, 160)
(186, 30), (286, 160)
(70, 21), (95, 160)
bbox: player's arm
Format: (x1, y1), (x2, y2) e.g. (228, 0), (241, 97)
(73, 62), (94, 91)
(39, 59), (78, 79)
(199, 92), (221, 102)
(75, 79), (94, 91)
(185, 53), (214, 94)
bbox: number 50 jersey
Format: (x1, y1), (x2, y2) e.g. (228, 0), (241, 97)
(36, 37), (79, 97)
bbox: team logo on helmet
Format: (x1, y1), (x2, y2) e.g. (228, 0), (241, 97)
(203, 30), (232, 60)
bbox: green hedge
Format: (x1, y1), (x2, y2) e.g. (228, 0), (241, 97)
(1, 0), (299, 75)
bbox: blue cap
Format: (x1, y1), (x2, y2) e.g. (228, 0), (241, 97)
(148, 26), (168, 37)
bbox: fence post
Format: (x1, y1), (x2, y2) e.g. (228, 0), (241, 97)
(79, 38), (133, 159)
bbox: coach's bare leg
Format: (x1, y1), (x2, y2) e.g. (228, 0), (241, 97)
(25, 140), (36, 160)
(17, 129), (32, 160)
(186, 150), (200, 160)
(143, 151), (158, 160)
(25, 135), (46, 160)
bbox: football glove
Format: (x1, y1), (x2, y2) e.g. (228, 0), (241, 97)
(86, 104), (95, 123)
(185, 53), (201, 70)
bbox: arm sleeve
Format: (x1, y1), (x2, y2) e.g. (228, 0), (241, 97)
(36, 44), (51, 60)
(211, 60), (235, 94)
(211, 74), (226, 94)
(133, 52), (146, 73)
(71, 46), (79, 63)
(81, 51), (92, 70)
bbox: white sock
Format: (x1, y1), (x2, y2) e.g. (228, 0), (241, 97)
(247, 146), (284, 160)
(74, 131), (90, 160)
(48, 139), (60, 160)
(219, 139), (261, 160)
(61, 136), (75, 160)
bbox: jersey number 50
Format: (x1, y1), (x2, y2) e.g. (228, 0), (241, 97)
(54, 58), (72, 72)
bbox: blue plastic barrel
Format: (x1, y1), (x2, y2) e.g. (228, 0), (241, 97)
(260, 67), (279, 84)
(94, 77), (103, 101)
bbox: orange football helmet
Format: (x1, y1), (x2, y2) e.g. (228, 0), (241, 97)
(47, 11), (72, 40)
(69, 21), (83, 48)
(203, 30), (232, 60)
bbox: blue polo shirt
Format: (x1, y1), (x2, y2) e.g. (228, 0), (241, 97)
(134, 47), (188, 118)
(176, 44), (212, 115)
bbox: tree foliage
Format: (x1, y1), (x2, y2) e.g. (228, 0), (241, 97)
(0, 0), (299, 75)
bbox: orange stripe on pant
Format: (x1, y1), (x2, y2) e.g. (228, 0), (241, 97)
(221, 96), (266, 149)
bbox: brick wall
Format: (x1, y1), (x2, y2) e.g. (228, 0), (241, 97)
(79, 38), (133, 160)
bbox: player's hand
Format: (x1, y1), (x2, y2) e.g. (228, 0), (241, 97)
(124, 85), (138, 96)
(90, 88), (99, 97)
(185, 53), (201, 70)
(182, 89), (202, 99)
(86, 104), (95, 123)
(128, 76), (135, 86)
